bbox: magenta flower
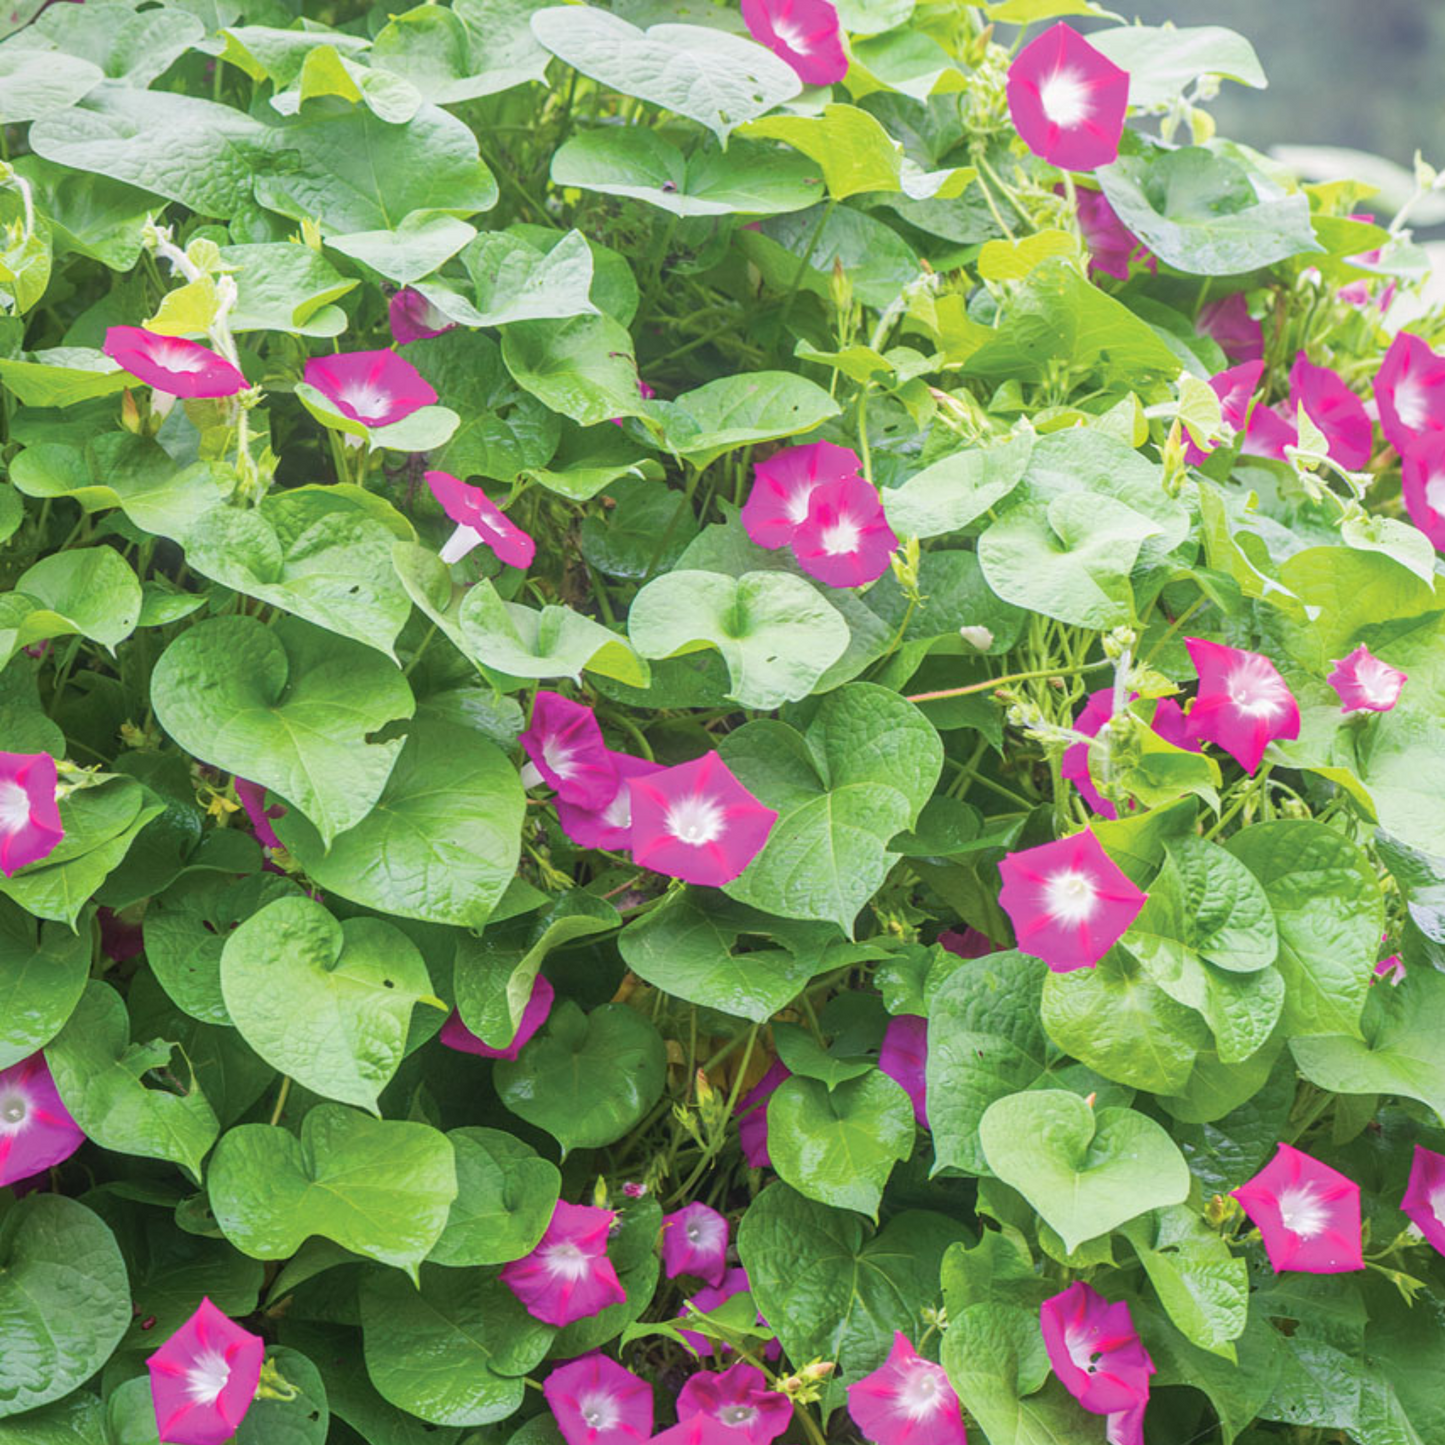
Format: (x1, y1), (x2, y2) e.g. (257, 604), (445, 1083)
(103, 326), (246, 400)
(0, 751), (63, 877)
(1290, 354), (1372, 470)
(740, 0), (847, 86)
(997, 829), (1146, 973)
(741, 442), (862, 552)
(736, 1061), (789, 1169)
(234, 778), (284, 851)
(678, 1361), (791, 1445)
(440, 975), (555, 1062)
(1402, 432), (1445, 550)
(1061, 689), (1118, 818)
(1401, 1145), (1445, 1257)
(1183, 638), (1300, 773)
(1232, 1143), (1363, 1274)
(303, 349), (437, 428)
(1197, 294), (1263, 364)
(556, 751), (662, 853)
(1006, 24), (1128, 172)
(545, 1353), (653, 1445)
(425, 470), (536, 570)
(791, 475), (899, 589)
(1148, 696), (1195, 752)
(0, 1053), (85, 1187)
(146, 1298), (265, 1445)
(662, 1201), (730, 1287)
(389, 288), (456, 346)
(1375, 954), (1406, 985)
(677, 1266), (779, 1360)
(846, 1333), (966, 1445)
(521, 692), (620, 811)
(1067, 186), (1153, 281)
(652, 1418), (746, 1445)
(938, 927), (993, 958)
(1327, 644), (1406, 714)
(500, 1200), (627, 1327)
(1040, 1283), (1153, 1445)
(1374, 332), (1445, 457)
(878, 1015), (928, 1129)
(629, 752), (777, 888)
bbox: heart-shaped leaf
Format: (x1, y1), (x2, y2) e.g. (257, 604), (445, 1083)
(0, 895), (93, 1067)
(428, 1127), (561, 1267)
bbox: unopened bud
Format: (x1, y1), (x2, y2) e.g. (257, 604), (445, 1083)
(958, 625), (993, 651)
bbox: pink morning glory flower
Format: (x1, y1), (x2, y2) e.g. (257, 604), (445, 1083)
(662, 1201), (730, 1287)
(1374, 332), (1445, 458)
(544, 1352), (653, 1445)
(653, 1418), (748, 1445)
(1197, 294), (1263, 364)
(1375, 954), (1406, 985)
(741, 442), (862, 552)
(103, 326), (246, 400)
(303, 349), (437, 428)
(628, 752), (777, 888)
(1061, 692), (1200, 818)
(878, 1015), (928, 1129)
(1183, 638), (1300, 774)
(0, 1053), (85, 1187)
(234, 778), (284, 851)
(1327, 644), (1406, 714)
(425, 470), (536, 570)
(736, 1061), (789, 1169)
(1006, 24), (1128, 173)
(1232, 1143), (1364, 1274)
(1187, 361), (1297, 465)
(389, 288), (457, 346)
(938, 927), (993, 958)
(1402, 431), (1445, 550)
(521, 692), (620, 811)
(440, 975), (555, 1062)
(1148, 696), (1194, 752)
(1400, 1145), (1445, 1257)
(677, 1266), (779, 1360)
(1066, 186), (1153, 281)
(1290, 353), (1372, 470)
(557, 751), (663, 853)
(500, 1200), (627, 1327)
(997, 829), (1146, 973)
(740, 0), (847, 87)
(146, 1297), (265, 1445)
(678, 1361), (791, 1445)
(1039, 1283), (1153, 1445)
(0, 750), (63, 877)
(846, 1332), (966, 1445)
(791, 475), (899, 589)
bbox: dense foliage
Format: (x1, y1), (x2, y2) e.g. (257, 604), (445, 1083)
(2, 1), (1445, 1443)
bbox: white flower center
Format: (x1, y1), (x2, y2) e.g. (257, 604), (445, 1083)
(1425, 473), (1445, 517)
(720, 1405), (759, 1427)
(154, 341), (208, 375)
(1394, 374), (1430, 431)
(1038, 68), (1092, 128)
(685, 1213), (723, 1248)
(1226, 663), (1285, 719)
(601, 789), (633, 831)
(773, 16), (812, 50)
(785, 485), (817, 525)
(542, 1240), (593, 1282)
(542, 737), (576, 779)
(1043, 868), (1099, 926)
(1352, 656), (1399, 706)
(0, 1089), (29, 1131)
(579, 1392), (620, 1431)
(664, 794), (726, 847)
(820, 517), (862, 555)
(336, 382), (393, 423)
(1429, 1186), (1445, 1227)
(1278, 1185), (1328, 1240)
(897, 1364), (945, 1421)
(1065, 1326), (1103, 1376)
(0, 780), (31, 834)
(185, 1349), (231, 1407)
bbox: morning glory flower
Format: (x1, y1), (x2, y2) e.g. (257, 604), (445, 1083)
(736, 1061), (790, 1169)
(678, 1361), (791, 1445)
(1183, 638), (1301, 774)
(791, 476), (899, 589)
(652, 1418), (746, 1445)
(997, 830), (1146, 972)
(676, 1266), (779, 1360)
(303, 349), (437, 428)
(1186, 361), (1293, 464)
(556, 751), (662, 852)
(1290, 353), (1372, 470)
(628, 752), (777, 888)
(521, 692), (621, 811)
(0, 1053), (85, 1187)
(740, 0), (848, 86)
(1006, 24), (1128, 172)
(103, 326), (247, 399)
(1327, 644), (1407, 713)
(662, 1201), (730, 1287)
(1061, 691), (1200, 819)
(544, 1352), (653, 1445)
(146, 1298), (265, 1445)
(0, 750), (63, 877)
(234, 778), (284, 851)
(878, 1015), (928, 1129)
(1232, 1143), (1364, 1274)
(500, 1200), (627, 1327)
(846, 1332), (966, 1445)
(1375, 954), (1406, 985)
(426, 470), (536, 569)
(741, 442), (863, 552)
(1039, 1283), (1153, 1445)
(1401, 432), (1445, 550)
(1197, 294), (1263, 364)
(1374, 331), (1445, 458)
(1400, 1145), (1445, 1257)
(388, 288), (457, 346)
(440, 976), (555, 1062)
(1068, 185), (1153, 281)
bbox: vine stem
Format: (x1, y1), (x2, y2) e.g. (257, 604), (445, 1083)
(905, 658), (1110, 703)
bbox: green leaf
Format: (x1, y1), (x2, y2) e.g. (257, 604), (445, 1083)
(0, 347), (133, 408)
(45, 981), (219, 1180)
(646, 372), (842, 470)
(768, 1070), (915, 1218)
(741, 204), (921, 310)
(578, 475), (697, 580)
(0, 50), (103, 125)
(18, 0), (204, 85)
(529, 8), (800, 144)
(0, 1196), (130, 1421)
(220, 895), (435, 1113)
(0, 1390), (107, 1442)
(326, 211), (477, 287)
(881, 431), (1034, 539)
(371, 0), (548, 103)
(428, 1127), (561, 1267)
(151, 615), (414, 849)
(494, 1000), (666, 1154)
(502, 311), (647, 428)
(222, 242), (359, 335)
(978, 1090), (1191, 1254)
(0, 898), (92, 1068)
(1352, 708), (1445, 860)
(1089, 25), (1266, 108)
(628, 570), (850, 710)
(208, 1103), (458, 1277)
(453, 0), (554, 94)
(429, 228), (599, 327)
(12, 544), (142, 651)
